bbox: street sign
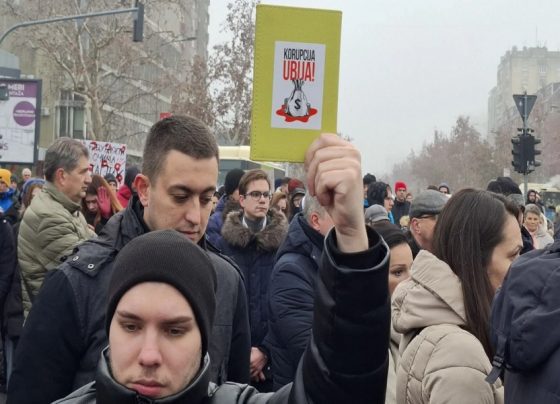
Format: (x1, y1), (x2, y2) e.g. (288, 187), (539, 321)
(513, 93), (537, 123)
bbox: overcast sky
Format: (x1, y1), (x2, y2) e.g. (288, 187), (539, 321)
(208, 0), (560, 176)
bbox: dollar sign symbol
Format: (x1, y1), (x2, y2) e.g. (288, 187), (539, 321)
(295, 99), (301, 110)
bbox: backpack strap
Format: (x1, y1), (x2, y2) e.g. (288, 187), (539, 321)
(486, 333), (506, 383)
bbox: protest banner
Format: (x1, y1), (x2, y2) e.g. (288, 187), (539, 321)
(251, 5), (342, 162)
(82, 140), (127, 186)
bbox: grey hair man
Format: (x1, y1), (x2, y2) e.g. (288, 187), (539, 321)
(266, 192), (334, 390)
(17, 138), (94, 317)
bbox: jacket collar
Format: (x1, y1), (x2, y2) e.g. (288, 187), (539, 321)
(44, 181), (82, 214)
(96, 348), (211, 404)
(392, 250), (466, 334)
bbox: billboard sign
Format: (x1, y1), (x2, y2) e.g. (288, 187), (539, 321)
(0, 79), (41, 164)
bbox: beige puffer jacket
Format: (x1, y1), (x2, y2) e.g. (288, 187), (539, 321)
(392, 250), (503, 404)
(18, 182), (95, 316)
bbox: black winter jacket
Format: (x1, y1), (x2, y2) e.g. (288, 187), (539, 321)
(266, 213), (323, 390)
(392, 199), (410, 226)
(8, 197), (251, 404)
(54, 227), (391, 404)
(217, 209), (288, 351)
(490, 241), (560, 403)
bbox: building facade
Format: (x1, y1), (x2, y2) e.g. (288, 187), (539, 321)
(0, 0), (210, 164)
(488, 46), (560, 137)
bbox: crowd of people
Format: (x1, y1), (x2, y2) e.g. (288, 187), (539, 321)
(0, 115), (560, 403)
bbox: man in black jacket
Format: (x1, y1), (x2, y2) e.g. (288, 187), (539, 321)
(266, 193), (333, 390)
(54, 133), (391, 404)
(8, 115), (251, 403)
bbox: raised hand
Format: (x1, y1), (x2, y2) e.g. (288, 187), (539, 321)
(304, 134), (367, 253)
(97, 187), (112, 219)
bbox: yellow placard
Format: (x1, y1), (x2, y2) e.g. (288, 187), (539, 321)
(250, 4), (342, 162)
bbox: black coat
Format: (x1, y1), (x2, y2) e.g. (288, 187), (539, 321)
(490, 241), (560, 403)
(54, 227), (391, 404)
(266, 213), (323, 390)
(8, 197), (251, 404)
(217, 209), (288, 351)
(0, 218), (16, 318)
(392, 199), (410, 226)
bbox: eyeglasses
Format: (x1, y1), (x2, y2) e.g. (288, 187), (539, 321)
(244, 191), (272, 201)
(416, 214), (438, 220)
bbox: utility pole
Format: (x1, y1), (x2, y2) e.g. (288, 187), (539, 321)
(0, 4), (144, 47)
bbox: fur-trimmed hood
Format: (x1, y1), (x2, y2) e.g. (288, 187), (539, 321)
(221, 209), (288, 252)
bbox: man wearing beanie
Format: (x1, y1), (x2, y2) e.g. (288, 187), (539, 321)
(392, 181), (410, 225)
(207, 168), (245, 246)
(9, 116), (251, 403)
(55, 134), (391, 404)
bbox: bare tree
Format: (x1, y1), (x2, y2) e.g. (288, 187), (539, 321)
(1, 0), (194, 141)
(209, 0), (256, 145)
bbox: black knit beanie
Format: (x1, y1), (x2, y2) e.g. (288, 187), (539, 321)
(106, 230), (217, 356)
(224, 168), (245, 196)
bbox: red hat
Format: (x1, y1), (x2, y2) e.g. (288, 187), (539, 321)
(394, 181), (407, 191)
(288, 178), (305, 194)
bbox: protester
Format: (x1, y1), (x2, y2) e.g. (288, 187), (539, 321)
(365, 204), (390, 227)
(53, 133), (391, 404)
(3, 178), (44, 385)
(524, 203), (554, 249)
(367, 181), (395, 224)
(288, 187), (305, 222)
(17, 138), (95, 317)
(0, 169), (17, 219)
(217, 169), (289, 391)
(276, 177), (291, 194)
(407, 190), (448, 254)
(486, 176), (533, 254)
(392, 181), (410, 225)
(369, 220), (413, 404)
(270, 191), (289, 218)
(103, 173), (118, 193)
(0, 216), (16, 388)
(81, 174), (123, 233)
(363, 173), (376, 208)
(206, 168), (244, 246)
(393, 189), (522, 403)
(211, 191), (220, 214)
(438, 182), (451, 195)
(8, 116), (251, 403)
(267, 194), (333, 390)
(21, 168), (31, 184)
(489, 231), (560, 402)
(116, 165), (140, 208)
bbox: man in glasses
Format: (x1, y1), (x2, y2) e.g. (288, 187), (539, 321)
(217, 169), (289, 392)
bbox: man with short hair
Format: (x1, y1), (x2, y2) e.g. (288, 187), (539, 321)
(8, 116), (251, 403)
(408, 190), (448, 254)
(267, 193), (333, 390)
(218, 169), (288, 390)
(17, 138), (95, 317)
(54, 133), (392, 404)
(392, 181), (410, 225)
(207, 168), (245, 246)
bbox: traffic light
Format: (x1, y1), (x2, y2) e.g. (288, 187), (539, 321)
(511, 135), (526, 174)
(523, 134), (542, 173)
(133, 1), (144, 42)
